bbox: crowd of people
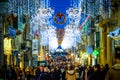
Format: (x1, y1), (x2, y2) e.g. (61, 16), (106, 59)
(0, 56), (120, 80)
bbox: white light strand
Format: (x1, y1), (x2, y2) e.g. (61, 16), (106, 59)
(30, 4), (56, 51)
(61, 25), (82, 49)
(62, 0), (83, 49)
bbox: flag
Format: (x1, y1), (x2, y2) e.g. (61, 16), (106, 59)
(79, 13), (90, 29)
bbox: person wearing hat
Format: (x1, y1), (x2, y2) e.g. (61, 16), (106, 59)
(105, 47), (120, 80)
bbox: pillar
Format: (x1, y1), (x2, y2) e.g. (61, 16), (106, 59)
(107, 27), (112, 66)
(100, 27), (107, 65)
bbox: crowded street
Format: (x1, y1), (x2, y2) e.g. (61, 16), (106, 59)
(0, 0), (120, 80)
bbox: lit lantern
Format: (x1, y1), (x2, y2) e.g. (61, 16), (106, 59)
(93, 49), (100, 56)
(86, 45), (93, 54)
(4, 38), (12, 55)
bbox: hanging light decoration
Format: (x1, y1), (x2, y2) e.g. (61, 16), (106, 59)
(8, 0), (18, 14)
(61, 25), (82, 49)
(93, 49), (100, 56)
(48, 26), (58, 52)
(29, 0), (57, 51)
(86, 45), (93, 54)
(66, 7), (82, 26)
(99, 0), (111, 19)
(8, 0), (110, 52)
(61, 0), (83, 49)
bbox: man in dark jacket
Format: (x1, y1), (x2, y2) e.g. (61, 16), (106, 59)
(105, 47), (120, 80)
(88, 64), (102, 80)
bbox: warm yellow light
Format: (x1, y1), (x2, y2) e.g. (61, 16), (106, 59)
(81, 52), (89, 59)
(71, 53), (74, 56)
(85, 54), (89, 58)
(4, 38), (12, 54)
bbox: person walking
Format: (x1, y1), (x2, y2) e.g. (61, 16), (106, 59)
(88, 64), (102, 80)
(65, 65), (76, 80)
(105, 47), (120, 80)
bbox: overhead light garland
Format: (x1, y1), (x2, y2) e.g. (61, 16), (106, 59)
(28, 0), (58, 52)
(62, 0), (83, 49)
(61, 25), (82, 49)
(8, 0), (112, 52)
(99, 0), (111, 19)
(61, 0), (84, 49)
(30, 10), (57, 52)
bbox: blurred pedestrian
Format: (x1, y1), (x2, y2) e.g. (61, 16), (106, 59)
(105, 47), (120, 80)
(88, 64), (102, 80)
(65, 65), (76, 80)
